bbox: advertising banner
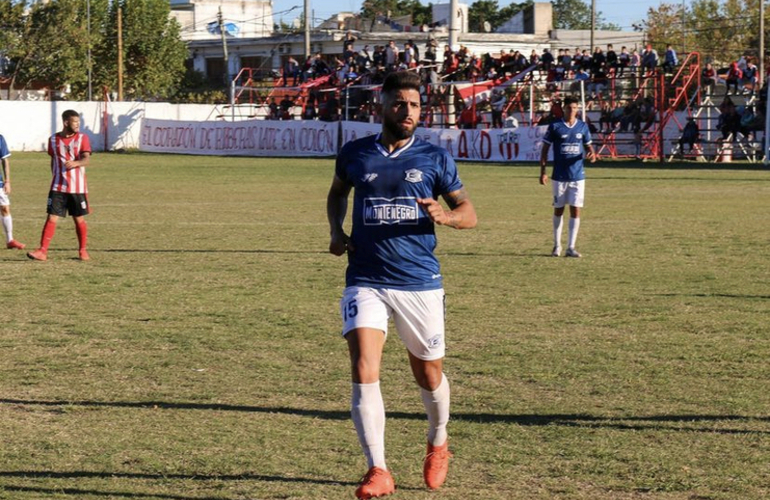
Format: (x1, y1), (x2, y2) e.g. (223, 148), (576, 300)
(139, 118), (339, 157)
(341, 121), (549, 162)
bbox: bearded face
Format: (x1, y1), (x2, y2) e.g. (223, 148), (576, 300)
(381, 88), (420, 141)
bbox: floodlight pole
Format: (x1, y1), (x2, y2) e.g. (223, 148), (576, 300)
(87, 0), (92, 101)
(117, 6), (123, 101)
(218, 7), (229, 87)
(449, 0), (459, 50)
(304, 0), (311, 60)
(590, 0), (595, 53)
(757, 0), (765, 88)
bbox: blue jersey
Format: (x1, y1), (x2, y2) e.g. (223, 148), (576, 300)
(335, 134), (464, 291)
(0, 135), (9, 189)
(543, 119), (592, 181)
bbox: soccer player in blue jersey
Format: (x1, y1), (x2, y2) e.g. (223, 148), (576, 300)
(327, 71), (477, 499)
(0, 134), (26, 250)
(539, 96), (596, 258)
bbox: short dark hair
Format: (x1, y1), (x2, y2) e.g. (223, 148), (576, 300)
(62, 109), (79, 121)
(381, 71), (421, 97)
(563, 96), (579, 107)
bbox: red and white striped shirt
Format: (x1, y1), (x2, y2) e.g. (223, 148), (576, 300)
(48, 132), (92, 194)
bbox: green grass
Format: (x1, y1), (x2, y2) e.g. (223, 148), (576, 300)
(1, 152), (768, 500)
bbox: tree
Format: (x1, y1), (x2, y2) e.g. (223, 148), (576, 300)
(468, 0), (533, 32)
(644, 0), (764, 64)
(552, 0), (619, 31)
(360, 0), (431, 26)
(93, 0), (187, 100)
(0, 0), (109, 100)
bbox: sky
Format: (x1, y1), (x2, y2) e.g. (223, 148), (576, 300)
(269, 0), (664, 32)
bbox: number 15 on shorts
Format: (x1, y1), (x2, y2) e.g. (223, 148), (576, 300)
(343, 298), (358, 320)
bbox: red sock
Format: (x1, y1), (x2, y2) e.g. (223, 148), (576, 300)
(40, 219), (57, 251)
(75, 220), (88, 251)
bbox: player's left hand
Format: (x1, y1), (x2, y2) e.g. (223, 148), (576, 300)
(3, 183), (9, 195)
(587, 151), (597, 163)
(417, 197), (450, 225)
(64, 160), (79, 170)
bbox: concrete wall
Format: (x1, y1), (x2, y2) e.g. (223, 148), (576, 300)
(0, 101), (216, 152)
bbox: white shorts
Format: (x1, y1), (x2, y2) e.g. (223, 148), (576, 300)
(552, 180), (585, 208)
(0, 190), (9, 206)
(340, 286), (446, 361)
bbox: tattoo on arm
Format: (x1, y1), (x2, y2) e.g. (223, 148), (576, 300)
(442, 188), (469, 210)
(441, 188), (470, 228)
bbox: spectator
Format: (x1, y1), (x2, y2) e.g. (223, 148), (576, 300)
(718, 101), (741, 140)
(561, 49), (572, 72)
(372, 45), (386, 69)
(313, 53), (331, 76)
(630, 49), (641, 74)
(302, 95), (317, 120)
(541, 48), (554, 71)
(458, 101), (480, 129)
(725, 62), (743, 95)
(599, 102), (613, 132)
(490, 89), (506, 128)
(404, 41), (416, 69)
(618, 46), (630, 76)
(606, 44), (618, 73)
(530, 49), (540, 68)
(358, 45), (373, 70)
(283, 56), (299, 86)
(639, 96), (656, 131)
(742, 58), (758, 94)
(641, 44), (658, 73)
(410, 39), (420, 65)
(424, 40), (437, 65)
(443, 45), (459, 80)
(678, 117), (700, 154)
(662, 44), (678, 74)
(590, 65), (608, 97)
(592, 46), (606, 73)
(279, 96), (294, 120)
(385, 40), (399, 70)
(268, 98), (280, 120)
(301, 55), (313, 82)
(702, 62), (716, 93)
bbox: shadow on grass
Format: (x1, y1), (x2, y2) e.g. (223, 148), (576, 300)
(100, 249), (328, 254)
(1, 398), (767, 435)
(654, 292), (770, 300)
(0, 483), (222, 500)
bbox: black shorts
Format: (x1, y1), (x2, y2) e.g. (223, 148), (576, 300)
(47, 191), (90, 217)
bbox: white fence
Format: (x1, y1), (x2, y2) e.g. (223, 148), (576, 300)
(0, 101), (214, 152)
(1, 100), (700, 162)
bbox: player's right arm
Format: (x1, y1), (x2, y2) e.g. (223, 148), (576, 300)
(327, 174), (353, 256)
(1, 158), (9, 195)
(539, 142), (550, 185)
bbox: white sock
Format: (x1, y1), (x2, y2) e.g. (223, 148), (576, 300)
(351, 381), (387, 469)
(2, 215), (12, 243)
(552, 215), (563, 248)
(421, 373), (450, 446)
(568, 217), (581, 249)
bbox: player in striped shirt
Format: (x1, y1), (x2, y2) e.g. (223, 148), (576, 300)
(0, 134), (26, 250)
(27, 110), (92, 261)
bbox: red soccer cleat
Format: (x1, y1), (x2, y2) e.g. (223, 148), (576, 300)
(6, 239), (25, 250)
(26, 248), (47, 261)
(355, 466), (395, 499)
(78, 249), (90, 261)
(423, 441), (451, 490)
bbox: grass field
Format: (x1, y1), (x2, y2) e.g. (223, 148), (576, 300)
(1, 152), (768, 500)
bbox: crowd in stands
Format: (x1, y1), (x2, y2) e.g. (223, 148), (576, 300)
(265, 34), (769, 151)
